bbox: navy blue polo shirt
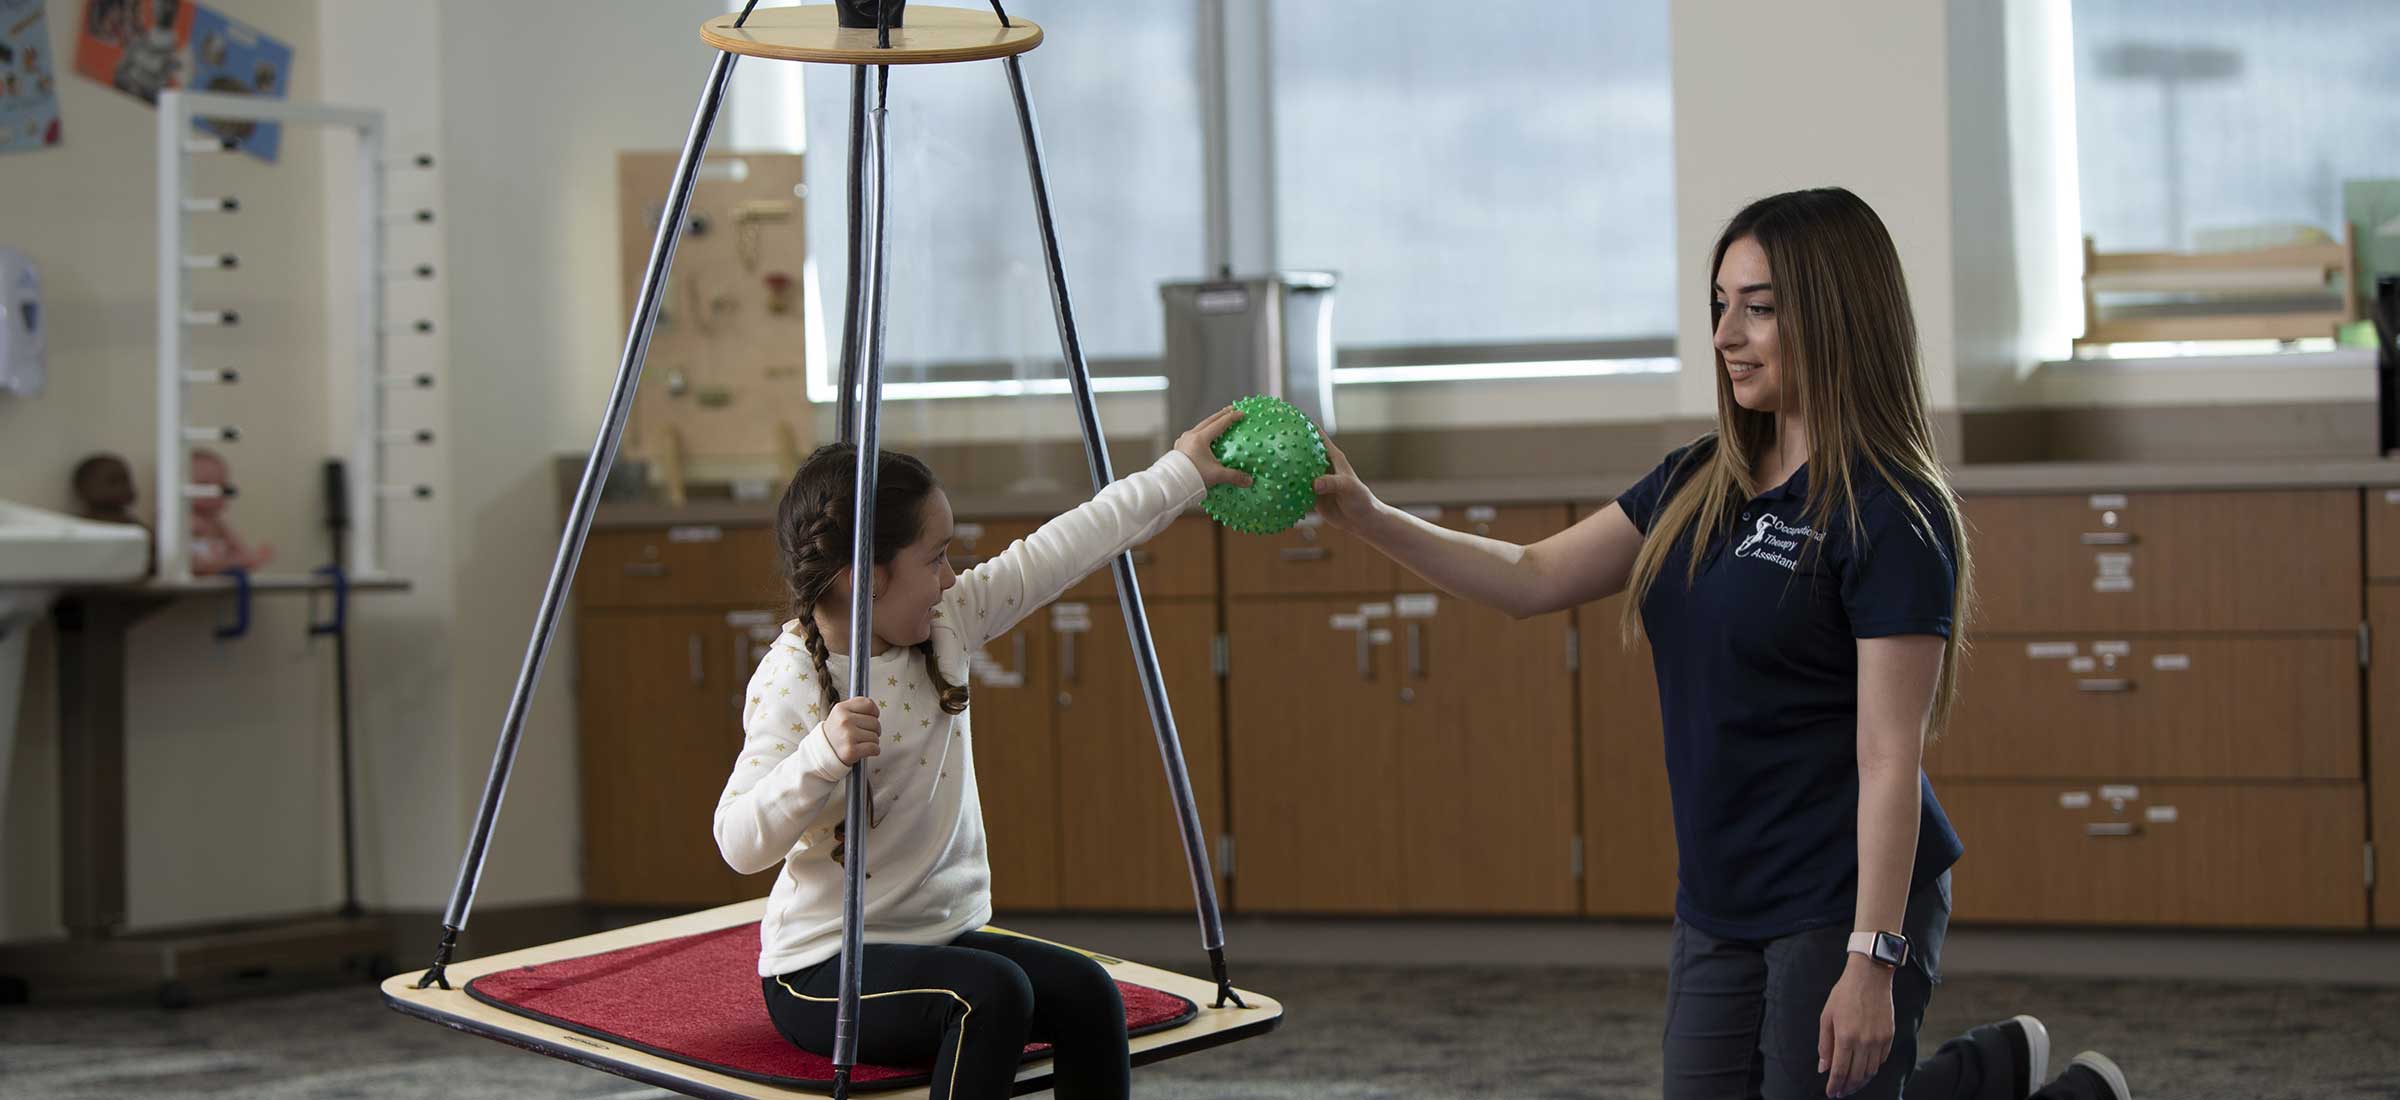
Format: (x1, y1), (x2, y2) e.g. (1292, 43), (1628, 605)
(1615, 441), (1966, 940)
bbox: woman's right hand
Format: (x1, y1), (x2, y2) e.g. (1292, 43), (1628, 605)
(822, 697), (881, 766)
(1311, 436), (1382, 535)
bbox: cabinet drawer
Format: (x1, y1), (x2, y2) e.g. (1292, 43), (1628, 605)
(2369, 487), (2400, 582)
(1065, 515), (1218, 601)
(1938, 781), (2365, 928)
(1397, 503), (1570, 592)
(1223, 514), (1398, 597)
(1933, 636), (2360, 780)
(577, 525), (780, 609)
(1966, 490), (2359, 632)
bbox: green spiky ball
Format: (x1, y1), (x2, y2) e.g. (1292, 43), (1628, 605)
(1204, 395), (1331, 536)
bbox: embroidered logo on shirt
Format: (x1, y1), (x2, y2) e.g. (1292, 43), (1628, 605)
(1733, 513), (1823, 571)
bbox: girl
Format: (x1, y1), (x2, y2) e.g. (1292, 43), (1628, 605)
(714, 407), (1250, 1100)
(1310, 188), (2131, 1100)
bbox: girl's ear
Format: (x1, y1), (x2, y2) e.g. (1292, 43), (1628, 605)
(870, 563), (891, 599)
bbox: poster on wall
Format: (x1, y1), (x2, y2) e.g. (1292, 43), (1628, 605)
(184, 5), (290, 163)
(74, 0), (192, 106)
(0, 0), (63, 153)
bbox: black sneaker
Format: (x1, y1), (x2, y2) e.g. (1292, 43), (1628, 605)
(2060, 1051), (2130, 1100)
(1999, 1014), (2050, 1099)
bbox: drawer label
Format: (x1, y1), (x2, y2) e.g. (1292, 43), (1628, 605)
(2068, 656), (2098, 673)
(2144, 805), (2179, 823)
(2099, 784), (2140, 801)
(2152, 654), (2191, 671)
(2092, 641), (2132, 657)
(1359, 602), (1394, 620)
(1465, 505), (1500, 523)
(954, 523), (986, 541)
(725, 610), (775, 627)
(1368, 628), (1394, 645)
(1297, 512), (1325, 528)
(667, 525), (723, 543)
(2093, 576), (2135, 593)
(2026, 642), (2079, 659)
(2089, 494), (2129, 510)
(1330, 614), (1366, 631)
(1403, 505), (1444, 520)
(2385, 490), (2400, 504)
(2059, 791), (2092, 809)
(1396, 594), (1441, 618)
(2094, 552), (2133, 576)
(1050, 603), (1091, 633)
(969, 650), (1023, 688)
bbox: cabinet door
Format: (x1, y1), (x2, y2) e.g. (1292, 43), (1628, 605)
(578, 525), (781, 610)
(1937, 780), (2366, 928)
(1393, 505), (1580, 915)
(1578, 594), (1677, 917)
(579, 611), (770, 906)
(2373, 586), (2400, 928)
(1966, 491), (2359, 633)
(967, 614), (1061, 914)
(1054, 600), (1227, 910)
(1226, 598), (1403, 912)
(1932, 636), (2361, 780)
(2367, 489), (2400, 581)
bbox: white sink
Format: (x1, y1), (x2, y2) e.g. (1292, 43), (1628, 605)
(1, 501), (151, 901)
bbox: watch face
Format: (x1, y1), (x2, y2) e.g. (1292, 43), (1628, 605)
(1874, 932), (1909, 967)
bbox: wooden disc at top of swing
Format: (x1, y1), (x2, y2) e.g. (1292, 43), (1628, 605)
(701, 5), (1043, 66)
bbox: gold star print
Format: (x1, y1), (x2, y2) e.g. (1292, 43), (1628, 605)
(902, 702), (912, 713)
(977, 609), (987, 619)
(888, 676), (899, 687)
(778, 688), (790, 697)
(749, 696), (760, 706)
(932, 609), (943, 619)
(775, 741), (790, 751)
(789, 723), (804, 734)
(920, 719), (930, 729)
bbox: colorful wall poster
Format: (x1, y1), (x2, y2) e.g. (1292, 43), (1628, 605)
(0, 0), (62, 153)
(185, 4), (291, 163)
(74, 0), (192, 106)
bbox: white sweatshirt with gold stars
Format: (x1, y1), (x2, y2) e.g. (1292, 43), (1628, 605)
(716, 450), (1207, 977)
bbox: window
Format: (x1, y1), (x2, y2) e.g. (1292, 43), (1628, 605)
(2072, 0), (2400, 254)
(1268, 1), (1677, 377)
(794, 0), (1206, 396)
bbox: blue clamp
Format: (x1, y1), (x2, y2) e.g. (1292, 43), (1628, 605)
(310, 564), (349, 636)
(213, 568), (252, 640)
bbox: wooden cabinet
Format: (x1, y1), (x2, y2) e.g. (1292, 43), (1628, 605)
(2373, 586), (2399, 929)
(1065, 516), (1219, 601)
(2370, 488), (2400, 582)
(1226, 597), (1405, 912)
(1937, 781), (2366, 929)
(1393, 506), (1580, 914)
(578, 610), (778, 906)
(1053, 599), (1227, 911)
(966, 613), (1061, 913)
(577, 525), (781, 610)
(1222, 515), (1398, 597)
(1966, 490), (2358, 633)
(1932, 636), (2360, 780)
(1578, 595), (1678, 918)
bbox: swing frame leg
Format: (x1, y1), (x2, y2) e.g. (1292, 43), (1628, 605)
(1000, 54), (1244, 1010)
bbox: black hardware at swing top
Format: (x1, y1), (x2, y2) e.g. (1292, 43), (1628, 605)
(415, 4), (1243, 1089)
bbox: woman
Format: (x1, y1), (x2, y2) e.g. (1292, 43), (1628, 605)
(1311, 188), (2129, 1100)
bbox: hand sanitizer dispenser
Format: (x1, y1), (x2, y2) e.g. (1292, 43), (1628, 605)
(0, 249), (43, 398)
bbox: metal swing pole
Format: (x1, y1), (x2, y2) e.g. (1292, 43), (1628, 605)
(831, 44), (896, 1100)
(414, 8), (752, 990)
(1000, 52), (1245, 1010)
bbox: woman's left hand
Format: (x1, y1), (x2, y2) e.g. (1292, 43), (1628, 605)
(1818, 957), (1895, 1097)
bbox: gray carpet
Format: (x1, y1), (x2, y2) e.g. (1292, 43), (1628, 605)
(3, 964), (2397, 1099)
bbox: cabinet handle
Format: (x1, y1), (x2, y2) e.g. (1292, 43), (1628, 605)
(1060, 632), (1077, 685)
(1406, 622), (1425, 680)
(688, 634), (704, 684)
(2084, 822), (2141, 838)
(623, 562), (669, 577)
(2076, 678), (2134, 693)
(2079, 532), (2135, 546)
(1356, 628), (1374, 681)
(1280, 547), (1330, 562)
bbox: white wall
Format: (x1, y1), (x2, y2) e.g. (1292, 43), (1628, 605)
(1, 0), (343, 937)
(1667, 0), (1962, 420)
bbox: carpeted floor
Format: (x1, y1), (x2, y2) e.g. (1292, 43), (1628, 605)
(4, 963), (2397, 1099)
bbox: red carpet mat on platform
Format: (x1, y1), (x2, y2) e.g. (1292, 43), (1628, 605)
(464, 923), (1197, 1093)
